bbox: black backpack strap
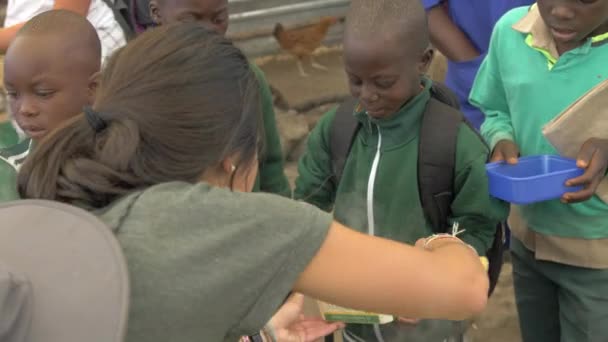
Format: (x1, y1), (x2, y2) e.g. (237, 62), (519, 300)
(419, 82), (504, 295)
(329, 97), (360, 185)
(429, 82), (461, 110)
(418, 83), (463, 232)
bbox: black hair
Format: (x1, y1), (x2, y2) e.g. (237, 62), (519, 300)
(345, 0), (429, 57)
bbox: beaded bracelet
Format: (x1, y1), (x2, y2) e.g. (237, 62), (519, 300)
(241, 326), (274, 342)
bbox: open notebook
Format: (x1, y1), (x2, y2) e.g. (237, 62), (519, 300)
(542, 78), (608, 203)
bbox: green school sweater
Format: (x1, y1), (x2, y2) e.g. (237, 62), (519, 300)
(295, 78), (508, 254)
(0, 139), (30, 202)
(470, 6), (608, 239)
(250, 64), (292, 197)
(0, 121), (19, 149)
(0, 159), (17, 201)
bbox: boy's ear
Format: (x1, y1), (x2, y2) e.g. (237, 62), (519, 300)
(149, 0), (162, 25)
(417, 48), (435, 75)
(87, 71), (101, 104)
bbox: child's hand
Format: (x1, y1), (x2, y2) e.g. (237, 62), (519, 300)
(563, 138), (608, 203)
(490, 140), (519, 164)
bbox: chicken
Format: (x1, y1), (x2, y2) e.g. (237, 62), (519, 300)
(273, 16), (341, 77)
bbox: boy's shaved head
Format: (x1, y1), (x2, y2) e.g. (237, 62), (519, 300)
(4, 9), (102, 142)
(342, 0), (434, 120)
(345, 0), (429, 56)
(17, 9), (102, 69)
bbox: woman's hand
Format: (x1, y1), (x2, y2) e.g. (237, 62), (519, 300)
(268, 293), (344, 342)
(563, 138), (608, 203)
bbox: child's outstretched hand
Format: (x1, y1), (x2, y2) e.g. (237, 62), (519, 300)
(563, 138), (608, 203)
(490, 140), (520, 164)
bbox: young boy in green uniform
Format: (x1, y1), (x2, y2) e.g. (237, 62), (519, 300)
(294, 0), (508, 341)
(470, 2), (608, 341)
(0, 10), (101, 201)
(147, 0), (291, 197)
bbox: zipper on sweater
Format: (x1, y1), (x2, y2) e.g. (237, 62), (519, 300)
(366, 124), (387, 342)
(0, 141), (30, 172)
(8, 140), (32, 171)
(367, 124), (382, 236)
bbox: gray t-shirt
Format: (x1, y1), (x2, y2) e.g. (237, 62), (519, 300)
(97, 182), (332, 342)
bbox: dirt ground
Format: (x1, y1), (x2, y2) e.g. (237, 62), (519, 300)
(258, 49), (522, 342)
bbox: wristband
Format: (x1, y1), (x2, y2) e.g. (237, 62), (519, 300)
(423, 234), (462, 249)
(423, 234), (478, 254)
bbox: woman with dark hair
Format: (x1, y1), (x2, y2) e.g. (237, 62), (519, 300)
(18, 22), (488, 342)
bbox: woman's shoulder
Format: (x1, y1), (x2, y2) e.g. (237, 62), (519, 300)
(100, 182), (332, 240)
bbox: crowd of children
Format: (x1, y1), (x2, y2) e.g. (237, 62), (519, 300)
(0, 0), (607, 341)
(0, 7), (490, 342)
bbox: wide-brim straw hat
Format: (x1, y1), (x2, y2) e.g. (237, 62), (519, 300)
(0, 200), (129, 342)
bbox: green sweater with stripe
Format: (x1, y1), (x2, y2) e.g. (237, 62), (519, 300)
(470, 6), (608, 239)
(0, 138), (29, 202)
(250, 64), (292, 197)
(295, 78), (508, 255)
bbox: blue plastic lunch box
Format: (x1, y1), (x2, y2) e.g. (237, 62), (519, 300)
(486, 155), (584, 205)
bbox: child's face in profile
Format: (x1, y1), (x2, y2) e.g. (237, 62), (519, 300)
(538, 0), (608, 52)
(4, 36), (96, 142)
(151, 0), (229, 36)
(343, 34), (431, 119)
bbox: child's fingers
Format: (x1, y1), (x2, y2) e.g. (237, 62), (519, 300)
(566, 152), (607, 187)
(562, 182), (598, 203)
(562, 167), (604, 203)
(502, 143), (519, 164)
(576, 139), (599, 169)
(491, 140), (519, 164)
(565, 168), (594, 188)
(562, 140), (608, 203)
(491, 151), (518, 164)
(489, 150), (506, 163)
